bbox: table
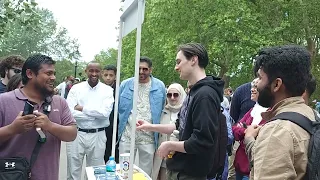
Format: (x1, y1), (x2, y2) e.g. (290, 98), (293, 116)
(86, 164), (151, 180)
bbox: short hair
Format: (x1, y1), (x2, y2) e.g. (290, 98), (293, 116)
(0, 55), (25, 78)
(255, 45), (311, 96)
(21, 54), (55, 85)
(177, 43), (209, 68)
(140, 56), (152, 68)
(7, 74), (22, 92)
(306, 75), (316, 97)
(103, 64), (117, 74)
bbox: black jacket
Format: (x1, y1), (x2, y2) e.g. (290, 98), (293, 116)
(166, 76), (224, 177)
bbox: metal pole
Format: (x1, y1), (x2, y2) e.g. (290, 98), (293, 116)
(111, 20), (123, 157)
(74, 60), (78, 78)
(128, 0), (143, 179)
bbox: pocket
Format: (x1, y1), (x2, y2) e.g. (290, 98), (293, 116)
(119, 93), (132, 111)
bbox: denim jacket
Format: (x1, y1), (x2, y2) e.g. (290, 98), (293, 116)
(118, 76), (166, 146)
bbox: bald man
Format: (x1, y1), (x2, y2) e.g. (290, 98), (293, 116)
(66, 62), (114, 180)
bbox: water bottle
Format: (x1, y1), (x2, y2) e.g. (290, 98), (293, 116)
(106, 156), (117, 180)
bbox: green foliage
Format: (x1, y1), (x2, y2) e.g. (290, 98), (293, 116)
(119, 0), (320, 96)
(94, 48), (118, 68)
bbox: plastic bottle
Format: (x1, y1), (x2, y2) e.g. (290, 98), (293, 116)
(106, 156), (117, 180)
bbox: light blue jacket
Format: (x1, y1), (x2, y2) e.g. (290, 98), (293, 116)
(118, 76), (166, 146)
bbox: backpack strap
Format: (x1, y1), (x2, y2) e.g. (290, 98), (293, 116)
(269, 112), (313, 134)
(30, 97), (52, 168)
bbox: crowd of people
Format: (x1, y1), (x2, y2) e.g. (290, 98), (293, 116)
(0, 43), (319, 180)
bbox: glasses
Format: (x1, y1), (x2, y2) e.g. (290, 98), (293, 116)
(139, 67), (149, 72)
(11, 68), (22, 74)
(167, 93), (179, 98)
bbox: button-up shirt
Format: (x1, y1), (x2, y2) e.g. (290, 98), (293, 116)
(67, 81), (114, 129)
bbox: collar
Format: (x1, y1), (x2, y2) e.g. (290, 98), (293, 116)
(129, 76), (157, 91)
(261, 96), (305, 121)
(86, 80), (101, 90)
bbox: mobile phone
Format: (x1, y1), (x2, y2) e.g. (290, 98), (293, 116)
(22, 101), (34, 116)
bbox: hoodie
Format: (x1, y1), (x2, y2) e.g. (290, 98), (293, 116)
(166, 76), (224, 177)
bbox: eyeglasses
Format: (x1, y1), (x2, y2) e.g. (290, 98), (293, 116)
(11, 68), (22, 74)
(139, 67), (149, 72)
(167, 93), (179, 98)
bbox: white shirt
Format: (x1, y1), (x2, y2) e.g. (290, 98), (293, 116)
(56, 82), (66, 98)
(66, 81), (114, 129)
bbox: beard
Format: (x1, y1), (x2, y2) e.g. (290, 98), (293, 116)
(34, 81), (54, 97)
(257, 84), (274, 108)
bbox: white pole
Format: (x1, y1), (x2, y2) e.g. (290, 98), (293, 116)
(128, 0), (144, 179)
(111, 20), (123, 157)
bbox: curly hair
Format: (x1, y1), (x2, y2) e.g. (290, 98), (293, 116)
(0, 55), (25, 78)
(255, 45), (311, 96)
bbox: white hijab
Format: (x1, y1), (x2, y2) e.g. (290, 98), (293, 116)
(165, 83), (187, 112)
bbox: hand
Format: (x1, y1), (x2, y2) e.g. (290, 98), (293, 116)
(136, 120), (152, 131)
(245, 125), (262, 138)
(9, 111), (36, 134)
(33, 111), (53, 131)
(74, 105), (83, 111)
(157, 141), (173, 158)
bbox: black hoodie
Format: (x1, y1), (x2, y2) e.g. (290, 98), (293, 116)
(166, 76), (224, 177)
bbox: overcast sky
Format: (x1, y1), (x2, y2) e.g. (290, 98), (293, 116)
(36, 0), (122, 62)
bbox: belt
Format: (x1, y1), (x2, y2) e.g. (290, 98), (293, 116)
(78, 127), (106, 133)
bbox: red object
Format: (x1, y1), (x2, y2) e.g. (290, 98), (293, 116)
(232, 108), (266, 175)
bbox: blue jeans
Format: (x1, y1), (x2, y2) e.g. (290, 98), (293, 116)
(236, 172), (249, 180)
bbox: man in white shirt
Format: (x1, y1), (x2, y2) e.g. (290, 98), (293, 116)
(55, 76), (74, 98)
(66, 62), (114, 180)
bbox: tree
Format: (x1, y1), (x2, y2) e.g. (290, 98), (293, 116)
(0, 5), (81, 60)
(94, 48), (118, 67)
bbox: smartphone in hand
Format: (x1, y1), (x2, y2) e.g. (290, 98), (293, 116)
(22, 101), (34, 116)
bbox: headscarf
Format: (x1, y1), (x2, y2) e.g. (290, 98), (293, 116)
(165, 83), (187, 112)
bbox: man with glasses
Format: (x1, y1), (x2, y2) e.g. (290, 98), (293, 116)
(0, 55), (25, 93)
(118, 56), (166, 176)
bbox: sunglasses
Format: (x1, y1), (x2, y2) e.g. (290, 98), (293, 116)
(11, 68), (22, 74)
(167, 93), (179, 98)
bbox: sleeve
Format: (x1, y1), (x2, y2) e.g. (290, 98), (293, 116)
(162, 83), (166, 110)
(230, 87), (241, 122)
(59, 98), (76, 126)
(184, 97), (219, 154)
(232, 110), (251, 141)
(66, 86), (89, 120)
(252, 123), (297, 180)
(244, 136), (255, 167)
(82, 88), (114, 119)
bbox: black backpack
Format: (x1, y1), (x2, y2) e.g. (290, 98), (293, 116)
(269, 110), (320, 180)
(207, 106), (228, 180)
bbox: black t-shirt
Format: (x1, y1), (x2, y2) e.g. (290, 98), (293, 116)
(0, 81), (7, 94)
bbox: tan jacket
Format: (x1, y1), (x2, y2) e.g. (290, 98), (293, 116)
(152, 108), (178, 180)
(244, 97), (315, 180)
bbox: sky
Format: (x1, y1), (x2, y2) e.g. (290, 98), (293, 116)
(36, 0), (122, 62)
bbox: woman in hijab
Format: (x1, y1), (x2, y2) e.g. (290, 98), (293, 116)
(145, 83), (186, 180)
(232, 78), (268, 180)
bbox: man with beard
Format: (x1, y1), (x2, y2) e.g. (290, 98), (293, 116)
(244, 45), (314, 179)
(118, 57), (166, 176)
(102, 64), (119, 163)
(0, 55), (25, 93)
(66, 62), (114, 180)
(0, 54), (77, 180)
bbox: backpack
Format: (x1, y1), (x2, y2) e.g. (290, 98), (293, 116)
(207, 106), (228, 180)
(269, 110), (320, 180)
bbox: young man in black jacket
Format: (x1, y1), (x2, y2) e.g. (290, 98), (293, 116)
(137, 43), (224, 180)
